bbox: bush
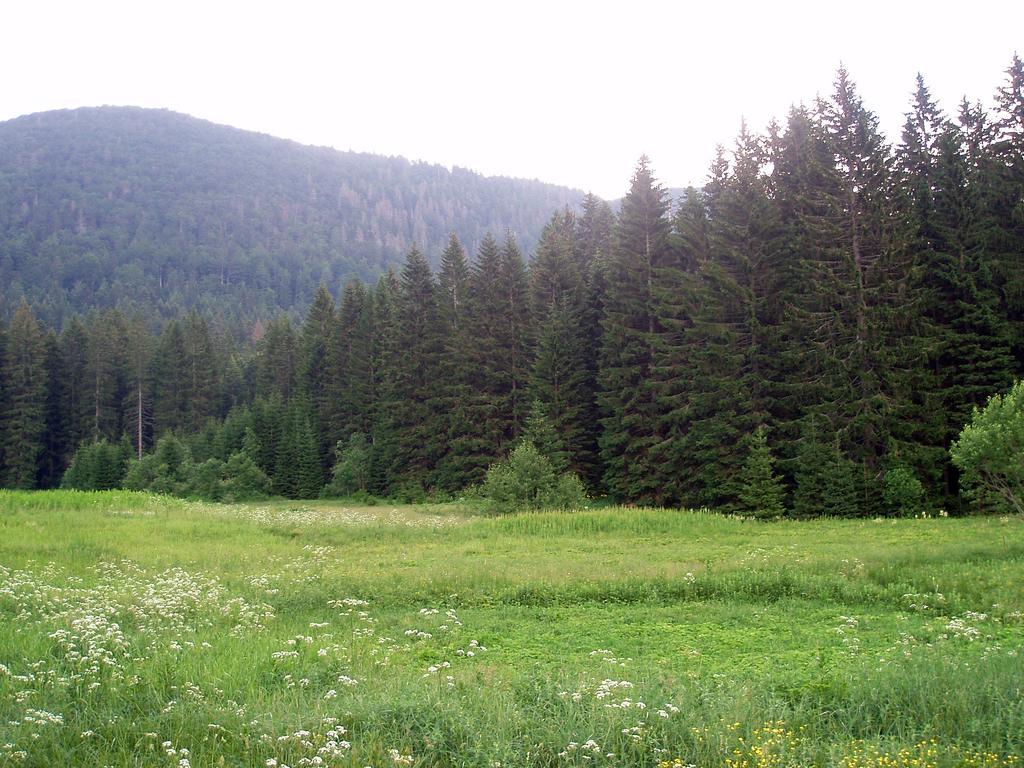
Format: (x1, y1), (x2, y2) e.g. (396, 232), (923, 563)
(61, 440), (131, 491)
(479, 441), (587, 514)
(220, 451), (272, 501)
(882, 465), (925, 517)
(950, 380), (1024, 514)
(324, 433), (371, 497)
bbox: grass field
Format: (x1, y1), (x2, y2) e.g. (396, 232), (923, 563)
(0, 491), (1022, 767)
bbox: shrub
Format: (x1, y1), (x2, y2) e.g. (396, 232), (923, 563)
(61, 440), (131, 491)
(950, 380), (1024, 514)
(882, 465), (925, 517)
(479, 441), (587, 514)
(220, 451), (272, 501)
(324, 433), (372, 497)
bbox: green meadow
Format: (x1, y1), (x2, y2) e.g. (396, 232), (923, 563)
(0, 491), (1021, 767)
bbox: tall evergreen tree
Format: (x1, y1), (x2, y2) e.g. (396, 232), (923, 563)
(445, 234), (517, 487)
(257, 316), (298, 403)
(84, 310), (129, 443)
(182, 312), (218, 433)
(151, 319), (189, 436)
(529, 212), (600, 482)
(598, 157), (671, 503)
(1, 303), (47, 488)
(299, 283), (336, 476)
(379, 246), (443, 489)
(809, 67), (914, 509)
(38, 332), (69, 488)
(682, 124), (786, 510)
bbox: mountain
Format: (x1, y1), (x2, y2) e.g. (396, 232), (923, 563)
(0, 107), (587, 330)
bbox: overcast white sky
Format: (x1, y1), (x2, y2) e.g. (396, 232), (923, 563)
(3, 1), (1021, 198)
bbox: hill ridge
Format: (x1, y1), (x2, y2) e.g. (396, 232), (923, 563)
(0, 106), (587, 329)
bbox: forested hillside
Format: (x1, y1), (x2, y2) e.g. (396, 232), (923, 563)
(2, 58), (1023, 516)
(0, 107), (585, 329)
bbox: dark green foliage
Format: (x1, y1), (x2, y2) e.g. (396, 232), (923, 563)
(823, 451), (861, 518)
(598, 157), (671, 504)
(124, 433), (193, 495)
(298, 284), (337, 474)
(529, 213), (600, 484)
(443, 234), (530, 488)
(736, 426), (787, 519)
(151, 320), (188, 435)
(4, 61), (1024, 515)
(521, 400), (569, 475)
(378, 245), (443, 489)
(791, 417), (834, 518)
(61, 440), (130, 491)
(1, 303), (47, 487)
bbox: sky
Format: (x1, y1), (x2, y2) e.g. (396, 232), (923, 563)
(3, 1), (1022, 199)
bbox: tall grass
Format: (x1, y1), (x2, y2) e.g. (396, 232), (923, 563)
(0, 491), (1021, 767)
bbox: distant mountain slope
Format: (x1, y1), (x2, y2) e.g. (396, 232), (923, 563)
(0, 107), (586, 328)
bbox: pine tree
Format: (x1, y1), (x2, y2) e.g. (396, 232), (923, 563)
(84, 310), (130, 443)
(368, 270), (401, 495)
(497, 234), (532, 441)
(989, 55), (1024, 365)
(529, 212), (600, 483)
(122, 316), (154, 461)
(182, 312), (218, 433)
(791, 415), (833, 518)
(257, 316), (298, 402)
(736, 426), (786, 519)
(445, 234), (516, 488)
(2, 303), (48, 487)
(379, 245), (443, 489)
(521, 399), (570, 474)
(433, 234), (474, 492)
(808, 67), (915, 510)
(38, 332), (69, 488)
(682, 124), (786, 510)
(299, 283), (336, 474)
(294, 412), (324, 499)
(598, 157), (671, 503)
(151, 319), (189, 435)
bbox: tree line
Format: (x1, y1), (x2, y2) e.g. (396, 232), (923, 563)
(1, 60), (1023, 515)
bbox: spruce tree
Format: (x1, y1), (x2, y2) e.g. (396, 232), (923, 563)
(38, 332), (70, 488)
(446, 234), (512, 488)
(529, 212), (600, 484)
(151, 320), (189, 435)
(736, 426), (787, 519)
(598, 157), (671, 503)
(1, 303), (47, 488)
(380, 246), (443, 489)
(497, 234), (533, 440)
(521, 399), (570, 474)
(84, 310), (130, 442)
(682, 124), (786, 511)
(368, 270), (401, 495)
(433, 234), (474, 492)
(299, 283), (336, 473)
(808, 67), (915, 510)
(257, 316), (298, 403)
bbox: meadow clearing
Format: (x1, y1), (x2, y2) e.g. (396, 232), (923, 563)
(0, 491), (1021, 768)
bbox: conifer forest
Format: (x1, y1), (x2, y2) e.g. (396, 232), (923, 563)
(2, 60), (1024, 517)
